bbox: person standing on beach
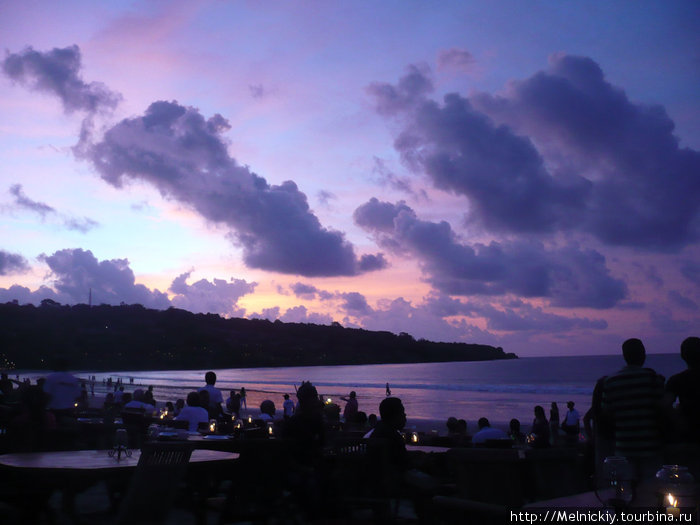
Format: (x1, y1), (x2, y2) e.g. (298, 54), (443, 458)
(385, 382), (391, 396)
(226, 390), (241, 418)
(283, 393), (295, 418)
(44, 358), (81, 415)
(199, 371), (223, 415)
(530, 406), (551, 448)
(549, 402), (560, 445)
(665, 336), (700, 441)
(341, 391), (358, 424)
(561, 401), (581, 441)
(239, 386), (247, 413)
(601, 338), (665, 478)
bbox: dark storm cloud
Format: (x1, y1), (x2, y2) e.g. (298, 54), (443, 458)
(0, 250), (29, 275)
(10, 184), (54, 217)
(472, 54), (700, 250)
(169, 271), (255, 316)
(354, 198), (627, 308)
(79, 100), (380, 277)
(2, 45), (120, 113)
(370, 58), (700, 249)
(39, 248), (171, 308)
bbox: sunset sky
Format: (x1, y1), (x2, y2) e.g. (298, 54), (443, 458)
(1, 1), (698, 357)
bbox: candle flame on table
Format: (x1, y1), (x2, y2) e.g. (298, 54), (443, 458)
(667, 493), (678, 508)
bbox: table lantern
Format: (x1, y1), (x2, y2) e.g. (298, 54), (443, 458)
(209, 419), (217, 433)
(411, 432), (419, 444)
(595, 456), (635, 509)
(109, 428), (132, 460)
(655, 465), (696, 512)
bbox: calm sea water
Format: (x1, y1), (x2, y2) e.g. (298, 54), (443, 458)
(71, 353), (683, 430)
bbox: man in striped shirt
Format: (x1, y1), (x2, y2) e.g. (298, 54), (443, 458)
(601, 338), (665, 477)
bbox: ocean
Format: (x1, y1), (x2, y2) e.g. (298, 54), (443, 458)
(64, 352), (684, 431)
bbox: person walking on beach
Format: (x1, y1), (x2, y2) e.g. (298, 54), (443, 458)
(385, 382), (391, 396)
(601, 338), (665, 478)
(239, 386), (247, 413)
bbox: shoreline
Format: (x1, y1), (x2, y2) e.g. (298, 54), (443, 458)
(80, 386), (514, 435)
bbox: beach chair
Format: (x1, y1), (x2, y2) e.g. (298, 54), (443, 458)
(120, 408), (148, 448)
(524, 447), (587, 501)
(325, 437), (401, 521)
(431, 495), (508, 525)
(115, 442), (194, 525)
(446, 447), (526, 507)
(213, 438), (293, 524)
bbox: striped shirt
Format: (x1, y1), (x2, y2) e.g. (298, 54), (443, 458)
(601, 366), (665, 458)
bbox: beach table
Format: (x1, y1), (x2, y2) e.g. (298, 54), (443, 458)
(0, 448), (239, 518)
(406, 444), (452, 454)
(0, 447), (239, 471)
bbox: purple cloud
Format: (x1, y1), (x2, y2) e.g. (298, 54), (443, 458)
(2, 45), (120, 113)
(39, 248), (171, 308)
(371, 157), (418, 196)
(339, 292), (372, 315)
(290, 282), (333, 301)
(63, 217), (99, 233)
(355, 198), (627, 308)
(370, 57), (700, 249)
(366, 64), (434, 116)
(0, 284), (60, 304)
(437, 48), (475, 73)
(368, 66), (590, 233)
(279, 305), (333, 324)
(476, 302), (607, 332)
(8, 184), (99, 233)
(79, 100), (380, 276)
(667, 290), (698, 311)
(0, 250), (29, 275)
(681, 260), (700, 286)
(169, 270), (256, 316)
(472, 54), (700, 250)
(10, 184), (55, 217)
